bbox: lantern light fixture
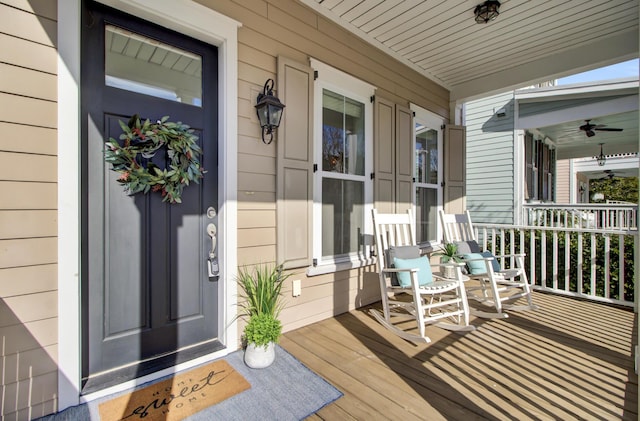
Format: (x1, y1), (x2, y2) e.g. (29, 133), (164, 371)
(474, 0), (501, 24)
(596, 143), (606, 166)
(255, 78), (285, 144)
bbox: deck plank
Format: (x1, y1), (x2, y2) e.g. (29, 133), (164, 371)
(282, 291), (638, 421)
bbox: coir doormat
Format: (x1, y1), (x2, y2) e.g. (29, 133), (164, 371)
(98, 359), (250, 421)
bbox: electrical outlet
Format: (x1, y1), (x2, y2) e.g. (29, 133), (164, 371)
(292, 279), (301, 297)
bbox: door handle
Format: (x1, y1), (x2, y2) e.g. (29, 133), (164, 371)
(207, 223), (219, 278)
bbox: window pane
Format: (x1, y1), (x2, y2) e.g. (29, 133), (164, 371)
(415, 124), (438, 184)
(416, 187), (437, 243)
(322, 178), (364, 257)
(322, 90), (365, 175)
(105, 25), (203, 106)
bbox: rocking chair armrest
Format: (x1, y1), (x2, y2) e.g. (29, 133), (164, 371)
(382, 267), (419, 274)
(462, 256), (493, 262)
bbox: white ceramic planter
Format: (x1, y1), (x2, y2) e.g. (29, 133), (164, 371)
(244, 342), (276, 368)
(442, 264), (457, 279)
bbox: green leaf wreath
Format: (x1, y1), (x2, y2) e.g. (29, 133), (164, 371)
(104, 114), (206, 204)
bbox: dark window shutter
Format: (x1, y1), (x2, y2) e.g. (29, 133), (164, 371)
(395, 104), (413, 213)
(444, 125), (466, 214)
(277, 56), (314, 268)
(374, 96), (395, 213)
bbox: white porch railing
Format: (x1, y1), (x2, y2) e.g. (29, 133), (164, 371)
(523, 203), (638, 230)
(473, 223), (637, 307)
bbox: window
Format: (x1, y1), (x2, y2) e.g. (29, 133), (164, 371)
(412, 106), (443, 244)
(525, 133), (536, 199)
(105, 25), (202, 106)
(312, 60), (374, 267)
(525, 132), (555, 201)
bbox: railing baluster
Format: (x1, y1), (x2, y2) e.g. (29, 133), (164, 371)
(552, 230), (558, 290)
(541, 230), (547, 287)
(590, 233), (596, 297)
(529, 228), (536, 287)
(509, 228), (515, 268)
(499, 228), (505, 267)
(577, 232), (583, 295)
(604, 234), (610, 299)
(564, 231), (570, 292)
(619, 234), (625, 301)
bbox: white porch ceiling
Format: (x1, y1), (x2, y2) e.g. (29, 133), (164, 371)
(515, 79), (639, 160)
(299, 0), (639, 101)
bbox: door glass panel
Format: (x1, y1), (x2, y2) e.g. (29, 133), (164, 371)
(415, 125), (438, 184)
(105, 24), (203, 106)
(415, 122), (439, 243)
(416, 187), (437, 243)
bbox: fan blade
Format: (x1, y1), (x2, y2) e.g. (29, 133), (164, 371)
(595, 127), (623, 132)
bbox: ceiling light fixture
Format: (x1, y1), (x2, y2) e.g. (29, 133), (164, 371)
(474, 0), (501, 24)
(596, 143), (606, 166)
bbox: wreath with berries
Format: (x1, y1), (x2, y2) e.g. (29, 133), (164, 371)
(104, 114), (206, 204)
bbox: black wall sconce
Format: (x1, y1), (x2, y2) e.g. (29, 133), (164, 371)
(474, 0), (501, 24)
(255, 78), (285, 144)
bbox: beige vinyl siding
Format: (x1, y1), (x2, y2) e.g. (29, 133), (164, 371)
(196, 0), (448, 332)
(279, 269), (380, 332)
(0, 1), (59, 419)
(555, 159), (570, 203)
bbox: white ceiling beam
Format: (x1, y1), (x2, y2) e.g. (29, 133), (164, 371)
(450, 30), (639, 102)
(516, 95), (639, 129)
(557, 141), (639, 160)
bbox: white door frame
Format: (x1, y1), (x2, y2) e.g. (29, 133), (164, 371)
(57, 0), (240, 408)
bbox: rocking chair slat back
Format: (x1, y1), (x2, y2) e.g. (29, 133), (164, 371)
(440, 210), (476, 243)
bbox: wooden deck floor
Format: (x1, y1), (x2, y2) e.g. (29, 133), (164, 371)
(281, 291), (638, 420)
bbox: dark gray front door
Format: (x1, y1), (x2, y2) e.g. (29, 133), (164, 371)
(81, 1), (221, 389)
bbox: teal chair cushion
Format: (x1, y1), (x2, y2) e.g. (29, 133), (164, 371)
(386, 245), (421, 286)
(463, 251), (500, 274)
(393, 256), (433, 287)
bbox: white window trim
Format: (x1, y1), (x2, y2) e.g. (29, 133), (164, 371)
(410, 103), (444, 245)
(309, 59), (375, 274)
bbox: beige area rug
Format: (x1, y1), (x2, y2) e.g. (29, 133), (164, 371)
(98, 359), (251, 421)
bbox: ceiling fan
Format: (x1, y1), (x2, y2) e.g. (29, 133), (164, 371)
(579, 119), (623, 137)
(598, 169), (616, 180)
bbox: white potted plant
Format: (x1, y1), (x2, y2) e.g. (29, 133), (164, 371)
(237, 264), (289, 368)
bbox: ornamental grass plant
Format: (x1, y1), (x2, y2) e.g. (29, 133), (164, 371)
(433, 242), (464, 263)
(237, 264), (290, 347)
(237, 264), (289, 318)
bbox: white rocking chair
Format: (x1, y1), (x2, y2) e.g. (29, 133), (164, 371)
(371, 209), (474, 343)
(439, 210), (537, 318)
